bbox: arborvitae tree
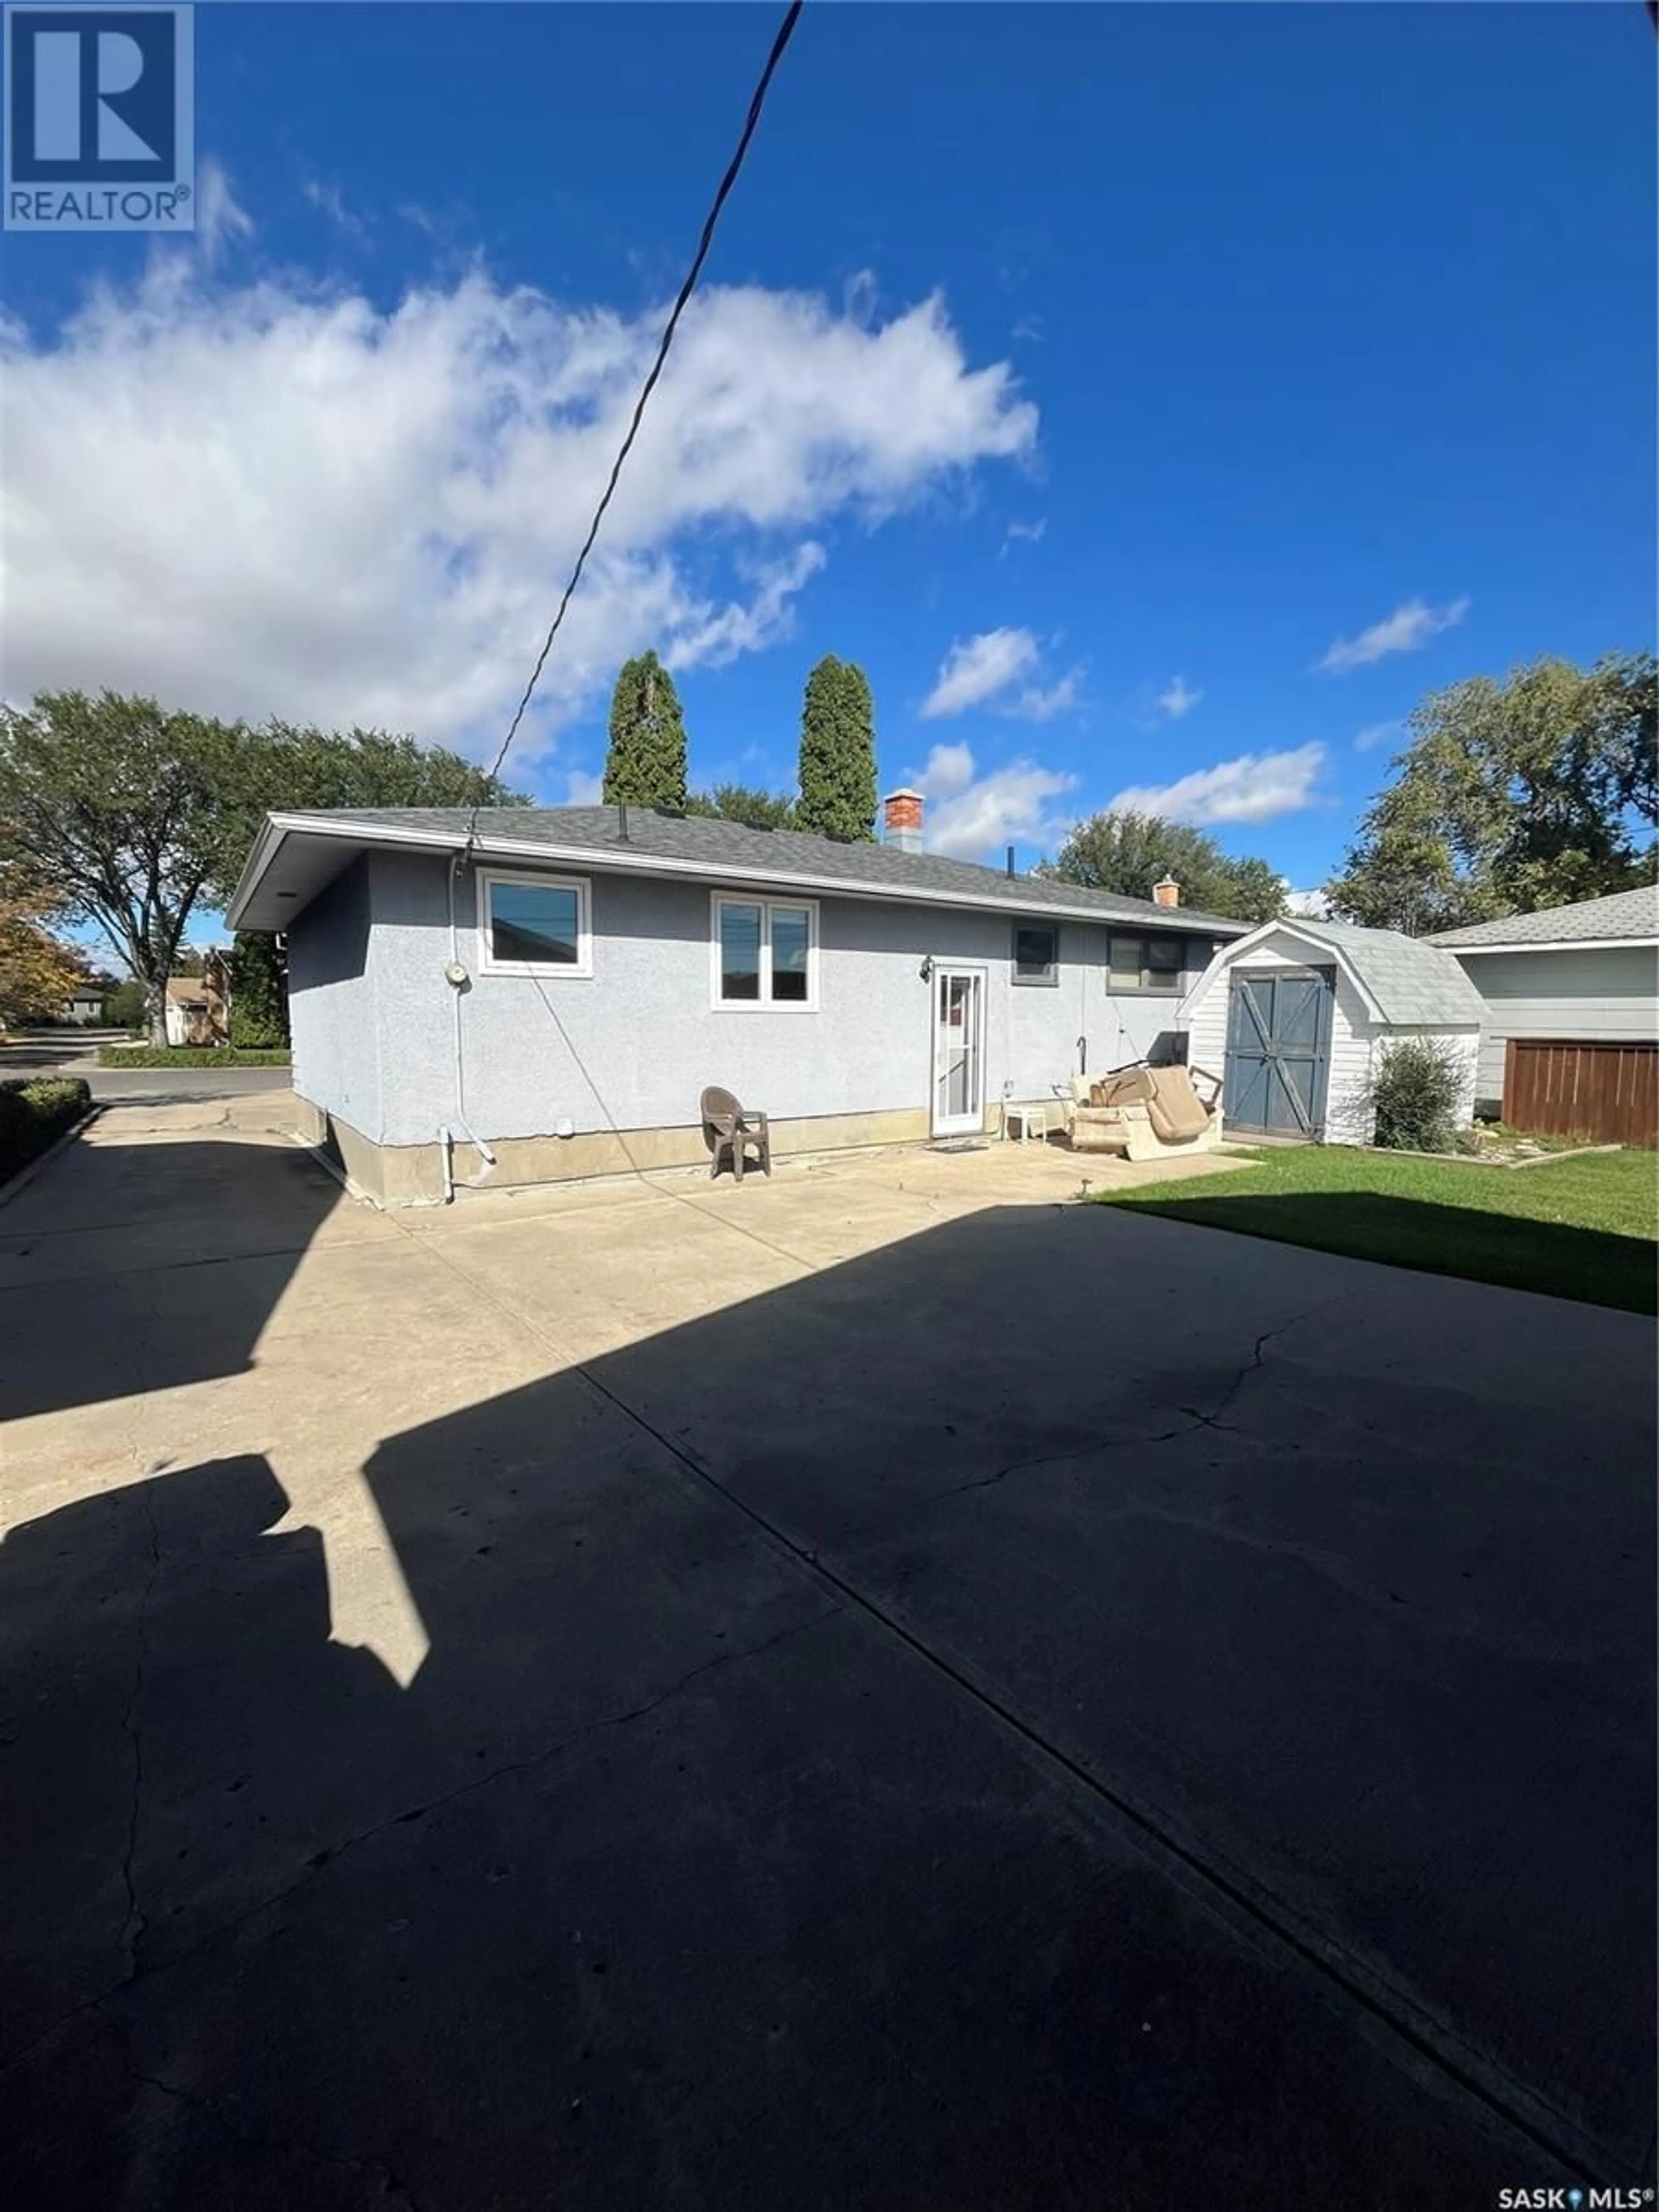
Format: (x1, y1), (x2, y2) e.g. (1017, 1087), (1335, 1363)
(602, 650), (689, 810)
(796, 656), (877, 841)
(229, 931), (290, 1048)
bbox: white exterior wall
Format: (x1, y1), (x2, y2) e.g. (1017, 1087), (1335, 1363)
(1452, 944), (1659, 1109)
(1182, 928), (1481, 1144)
(291, 850), (1217, 1148)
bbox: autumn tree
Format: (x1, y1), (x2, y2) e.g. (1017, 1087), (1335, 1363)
(1327, 653), (1657, 934)
(1042, 811), (1287, 924)
(602, 651), (688, 810)
(0, 863), (83, 1032)
(796, 657), (877, 841)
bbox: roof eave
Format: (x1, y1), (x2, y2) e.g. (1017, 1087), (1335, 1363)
(229, 812), (1250, 935)
(1441, 934), (1659, 955)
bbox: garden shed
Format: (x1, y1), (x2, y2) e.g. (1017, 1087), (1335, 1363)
(1181, 918), (1487, 1145)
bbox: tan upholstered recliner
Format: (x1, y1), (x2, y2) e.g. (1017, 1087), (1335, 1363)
(1068, 1064), (1224, 1160)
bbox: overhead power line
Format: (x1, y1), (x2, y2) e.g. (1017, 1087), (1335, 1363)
(480, 0), (805, 800)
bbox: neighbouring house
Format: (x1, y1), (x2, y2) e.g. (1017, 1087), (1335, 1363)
(1429, 884), (1659, 1143)
(1180, 918), (1487, 1144)
(62, 987), (104, 1024)
(164, 953), (231, 1047)
(225, 794), (1251, 1205)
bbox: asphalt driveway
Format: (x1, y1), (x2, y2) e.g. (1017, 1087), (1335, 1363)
(2, 1104), (1653, 2209)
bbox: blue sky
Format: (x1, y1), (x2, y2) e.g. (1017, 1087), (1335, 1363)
(5, 1), (1654, 912)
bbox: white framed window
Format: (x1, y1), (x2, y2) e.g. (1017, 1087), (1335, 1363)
(477, 868), (593, 978)
(710, 892), (819, 1011)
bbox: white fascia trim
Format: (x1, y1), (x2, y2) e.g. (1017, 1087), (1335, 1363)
(1443, 936), (1659, 956)
(230, 812), (1250, 935)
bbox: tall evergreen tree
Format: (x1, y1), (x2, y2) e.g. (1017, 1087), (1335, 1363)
(796, 656), (877, 841)
(602, 650), (688, 810)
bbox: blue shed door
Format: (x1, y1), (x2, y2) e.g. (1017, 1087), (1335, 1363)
(1224, 968), (1335, 1137)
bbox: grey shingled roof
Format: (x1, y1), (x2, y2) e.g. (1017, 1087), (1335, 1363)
(1426, 883), (1659, 950)
(274, 805), (1252, 934)
(1272, 918), (1487, 1025)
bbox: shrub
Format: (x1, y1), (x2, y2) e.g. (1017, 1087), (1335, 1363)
(0, 1074), (92, 1183)
(1366, 1036), (1465, 1153)
(229, 932), (290, 1049)
(95, 1045), (290, 1068)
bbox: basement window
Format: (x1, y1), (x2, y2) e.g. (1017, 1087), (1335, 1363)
(478, 869), (592, 978)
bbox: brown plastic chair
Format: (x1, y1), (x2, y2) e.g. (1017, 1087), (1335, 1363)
(701, 1085), (771, 1182)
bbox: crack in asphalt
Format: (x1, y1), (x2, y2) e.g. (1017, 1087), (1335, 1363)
(0, 1606), (842, 2083)
(107, 2011), (428, 2212)
(918, 1303), (1328, 1504)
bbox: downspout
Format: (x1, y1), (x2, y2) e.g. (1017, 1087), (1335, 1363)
(444, 855), (498, 1196)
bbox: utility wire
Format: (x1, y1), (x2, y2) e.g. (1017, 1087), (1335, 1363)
(471, 0), (804, 822)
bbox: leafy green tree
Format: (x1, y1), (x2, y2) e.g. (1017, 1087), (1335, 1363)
(229, 931), (290, 1048)
(1327, 653), (1657, 933)
(0, 690), (521, 1041)
(1042, 810), (1287, 924)
(796, 657), (877, 841)
(602, 651), (688, 810)
(685, 782), (797, 830)
(103, 978), (147, 1032)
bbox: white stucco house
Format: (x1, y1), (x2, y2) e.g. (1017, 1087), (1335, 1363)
(1428, 884), (1659, 1120)
(227, 793), (1251, 1205)
(1179, 918), (1488, 1144)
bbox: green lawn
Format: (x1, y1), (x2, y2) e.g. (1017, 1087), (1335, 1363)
(1090, 1145), (1659, 1314)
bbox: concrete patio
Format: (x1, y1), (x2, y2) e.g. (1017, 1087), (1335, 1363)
(1, 1094), (1653, 2209)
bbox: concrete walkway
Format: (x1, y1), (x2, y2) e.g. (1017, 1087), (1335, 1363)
(1, 1103), (1653, 2209)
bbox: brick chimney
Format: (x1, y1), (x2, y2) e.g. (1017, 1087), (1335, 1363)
(1152, 876), (1181, 908)
(884, 788), (924, 855)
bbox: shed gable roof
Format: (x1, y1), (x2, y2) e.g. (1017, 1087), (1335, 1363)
(1189, 917), (1487, 1027)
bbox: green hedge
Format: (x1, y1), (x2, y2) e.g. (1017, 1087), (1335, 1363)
(96, 1045), (292, 1068)
(0, 1075), (93, 1184)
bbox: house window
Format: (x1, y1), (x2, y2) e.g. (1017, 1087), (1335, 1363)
(1012, 923), (1060, 986)
(478, 869), (592, 977)
(712, 894), (818, 1010)
(1108, 934), (1185, 994)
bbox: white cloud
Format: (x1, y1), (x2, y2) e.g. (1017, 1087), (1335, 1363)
(195, 158), (254, 266)
(563, 769), (605, 805)
(1283, 885), (1332, 918)
(0, 262), (1036, 766)
(1157, 674), (1201, 719)
(1318, 597), (1469, 674)
(302, 175), (370, 242)
(999, 516), (1046, 557)
(1354, 718), (1404, 753)
(1108, 744), (1325, 826)
(664, 542), (825, 670)
(912, 741), (1076, 860)
(921, 627), (1040, 718)
(1007, 667), (1083, 722)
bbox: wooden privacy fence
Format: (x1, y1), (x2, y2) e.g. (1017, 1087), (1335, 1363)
(1504, 1038), (1659, 1148)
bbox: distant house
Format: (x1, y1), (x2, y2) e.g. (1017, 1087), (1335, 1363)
(1429, 885), (1659, 1133)
(1180, 918), (1487, 1144)
(164, 956), (231, 1047)
(226, 794), (1250, 1205)
(63, 987), (104, 1025)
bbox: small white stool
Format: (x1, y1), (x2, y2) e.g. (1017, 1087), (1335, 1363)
(1001, 1100), (1050, 1144)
